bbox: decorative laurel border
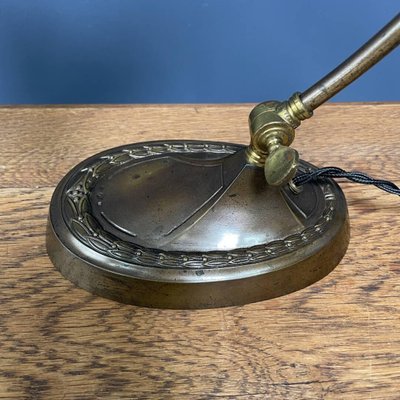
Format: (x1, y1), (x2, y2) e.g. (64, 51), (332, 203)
(62, 141), (336, 269)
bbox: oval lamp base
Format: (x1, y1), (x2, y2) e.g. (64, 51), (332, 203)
(47, 140), (350, 309)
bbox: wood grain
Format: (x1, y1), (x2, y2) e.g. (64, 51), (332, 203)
(1, 103), (400, 399)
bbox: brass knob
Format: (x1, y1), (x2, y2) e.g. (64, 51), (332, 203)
(246, 94), (311, 186)
(264, 145), (299, 186)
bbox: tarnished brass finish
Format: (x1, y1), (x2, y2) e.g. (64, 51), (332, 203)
(46, 13), (400, 308)
(264, 146), (299, 186)
(278, 92), (314, 126)
(247, 13), (400, 185)
(246, 101), (295, 167)
(47, 140), (349, 308)
(301, 13), (400, 111)
(246, 93), (312, 185)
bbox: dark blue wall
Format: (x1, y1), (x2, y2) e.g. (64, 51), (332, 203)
(0, 1), (398, 104)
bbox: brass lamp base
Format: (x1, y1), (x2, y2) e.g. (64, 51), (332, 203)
(47, 140), (349, 309)
(46, 14), (400, 307)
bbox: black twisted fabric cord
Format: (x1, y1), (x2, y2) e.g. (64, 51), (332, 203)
(293, 166), (400, 196)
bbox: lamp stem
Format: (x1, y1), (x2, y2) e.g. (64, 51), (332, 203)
(300, 13), (400, 111)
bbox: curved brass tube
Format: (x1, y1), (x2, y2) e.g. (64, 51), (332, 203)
(301, 13), (400, 111)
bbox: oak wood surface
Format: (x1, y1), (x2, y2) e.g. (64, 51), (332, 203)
(1, 103), (400, 399)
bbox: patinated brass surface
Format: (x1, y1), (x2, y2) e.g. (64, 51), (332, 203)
(47, 140), (349, 308)
(46, 13), (399, 308)
(301, 13), (400, 110)
(246, 93), (312, 185)
(248, 14), (400, 185)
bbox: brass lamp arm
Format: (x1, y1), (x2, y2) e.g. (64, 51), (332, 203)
(247, 13), (400, 186)
(301, 13), (400, 111)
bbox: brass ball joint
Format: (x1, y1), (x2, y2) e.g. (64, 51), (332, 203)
(47, 14), (400, 308)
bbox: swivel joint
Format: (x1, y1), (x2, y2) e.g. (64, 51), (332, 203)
(246, 92), (312, 186)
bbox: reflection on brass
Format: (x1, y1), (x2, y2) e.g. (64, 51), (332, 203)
(47, 141), (349, 308)
(47, 14), (400, 308)
(301, 13), (400, 110)
(264, 146), (299, 186)
(246, 92), (312, 185)
(248, 14), (400, 186)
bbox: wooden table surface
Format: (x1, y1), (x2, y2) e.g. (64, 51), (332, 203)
(1, 103), (400, 399)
